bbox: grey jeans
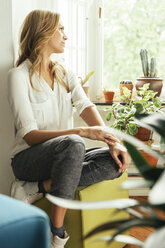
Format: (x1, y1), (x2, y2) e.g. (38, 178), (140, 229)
(11, 134), (122, 199)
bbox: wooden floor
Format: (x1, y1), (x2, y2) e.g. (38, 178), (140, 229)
(123, 196), (165, 248)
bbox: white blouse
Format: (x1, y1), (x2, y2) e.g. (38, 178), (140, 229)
(7, 59), (94, 157)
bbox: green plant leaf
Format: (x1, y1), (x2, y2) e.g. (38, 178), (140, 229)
(94, 234), (144, 246)
(46, 194), (138, 210)
(82, 70), (95, 85)
(114, 205), (159, 220)
(121, 178), (152, 189)
(153, 97), (162, 108)
(134, 102), (144, 114)
(127, 122), (138, 135)
(149, 171), (165, 205)
(107, 218), (165, 245)
(144, 227), (165, 248)
(106, 112), (112, 121)
(140, 83), (150, 91)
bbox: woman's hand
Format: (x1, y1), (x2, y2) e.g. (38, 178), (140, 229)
(109, 143), (131, 172)
(79, 126), (130, 171)
(80, 126), (120, 146)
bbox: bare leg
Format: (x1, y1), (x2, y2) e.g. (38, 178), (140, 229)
(51, 204), (67, 227)
(43, 179), (67, 227)
(43, 179), (51, 192)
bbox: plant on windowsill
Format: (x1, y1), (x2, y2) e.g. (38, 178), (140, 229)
(105, 83), (162, 142)
(78, 70), (95, 96)
(46, 113), (165, 247)
(103, 86), (115, 103)
(136, 48), (163, 97)
(119, 80), (133, 97)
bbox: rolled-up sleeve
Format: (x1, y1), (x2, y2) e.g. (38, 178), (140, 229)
(7, 68), (38, 138)
(67, 69), (94, 115)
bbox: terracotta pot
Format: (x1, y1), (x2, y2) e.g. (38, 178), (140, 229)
(82, 86), (89, 96)
(136, 77), (163, 97)
(142, 140), (154, 145)
(139, 150), (158, 167)
(138, 140), (157, 167)
(103, 91), (115, 103)
(134, 127), (151, 141)
(119, 84), (133, 96)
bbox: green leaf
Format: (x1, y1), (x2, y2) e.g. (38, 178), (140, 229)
(127, 122), (138, 135)
(149, 171), (165, 205)
(94, 234), (144, 246)
(121, 178), (152, 190)
(142, 83), (150, 91)
(118, 107), (125, 113)
(153, 97), (162, 108)
(106, 112), (112, 121)
(134, 102), (144, 114)
(46, 194), (138, 210)
(108, 218), (165, 245)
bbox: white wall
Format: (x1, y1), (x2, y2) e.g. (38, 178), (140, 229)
(0, 0), (15, 195)
(0, 0), (59, 195)
(12, 0), (58, 62)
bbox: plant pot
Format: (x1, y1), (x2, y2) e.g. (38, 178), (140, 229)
(138, 140), (157, 167)
(134, 127), (151, 141)
(103, 91), (115, 103)
(82, 86), (89, 96)
(139, 149), (158, 167)
(119, 84), (133, 96)
(136, 77), (163, 97)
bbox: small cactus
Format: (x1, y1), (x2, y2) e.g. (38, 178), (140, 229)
(120, 80), (132, 84)
(140, 49), (158, 77)
(150, 57), (157, 77)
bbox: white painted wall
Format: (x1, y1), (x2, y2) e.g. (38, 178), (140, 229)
(0, 0), (59, 196)
(0, 0), (15, 195)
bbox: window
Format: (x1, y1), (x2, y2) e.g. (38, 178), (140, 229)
(57, 0), (88, 78)
(103, 0), (165, 89)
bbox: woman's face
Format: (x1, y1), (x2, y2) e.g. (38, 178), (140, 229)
(48, 22), (68, 54)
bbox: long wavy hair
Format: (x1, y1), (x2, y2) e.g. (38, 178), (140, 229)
(16, 10), (69, 92)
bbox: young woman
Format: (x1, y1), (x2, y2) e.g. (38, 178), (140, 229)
(7, 10), (130, 248)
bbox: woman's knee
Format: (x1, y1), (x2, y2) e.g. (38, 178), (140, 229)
(48, 134), (85, 155)
(67, 134), (85, 146)
(66, 134), (86, 155)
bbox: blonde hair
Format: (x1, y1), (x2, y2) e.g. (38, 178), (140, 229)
(16, 10), (69, 92)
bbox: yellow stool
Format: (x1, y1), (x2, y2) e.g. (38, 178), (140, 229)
(34, 171), (129, 248)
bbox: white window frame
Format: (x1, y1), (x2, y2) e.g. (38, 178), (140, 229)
(57, 0), (88, 78)
(87, 0), (104, 101)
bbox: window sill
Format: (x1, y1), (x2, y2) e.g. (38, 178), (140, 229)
(92, 90), (165, 106)
(93, 101), (165, 106)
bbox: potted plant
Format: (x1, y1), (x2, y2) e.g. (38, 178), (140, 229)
(119, 80), (133, 97)
(78, 70), (95, 95)
(136, 49), (163, 96)
(103, 87), (115, 103)
(106, 83), (162, 142)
